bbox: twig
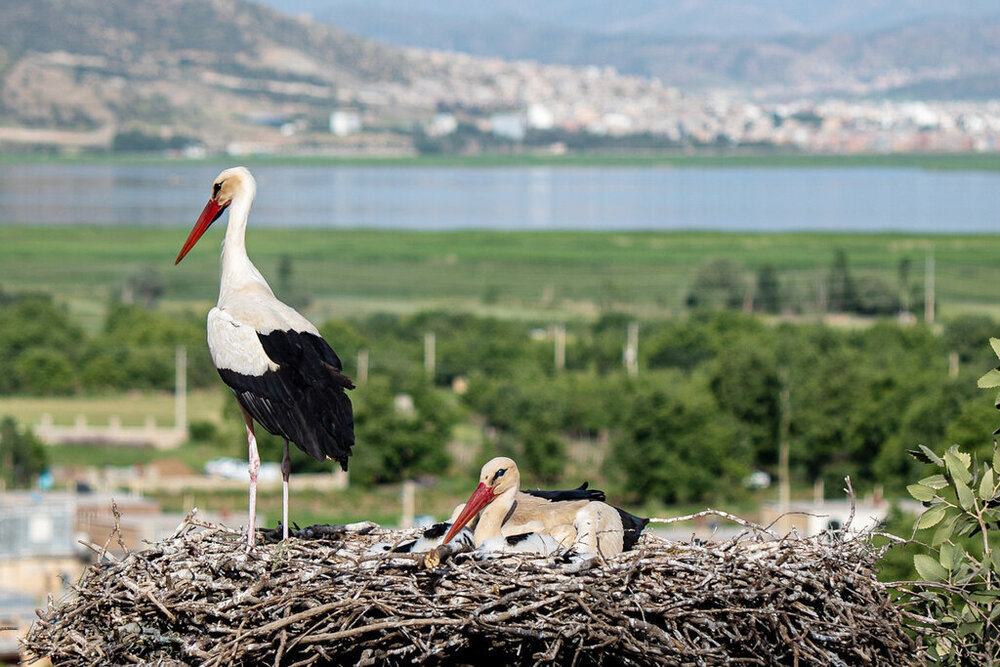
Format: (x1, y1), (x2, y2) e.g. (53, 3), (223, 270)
(648, 508), (779, 538)
(23, 516), (918, 666)
(423, 541), (473, 569)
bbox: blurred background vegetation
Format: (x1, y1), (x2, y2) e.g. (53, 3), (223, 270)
(3, 232), (998, 503)
(5, 225), (1000, 591)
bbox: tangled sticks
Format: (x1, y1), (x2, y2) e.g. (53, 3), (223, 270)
(25, 514), (916, 666)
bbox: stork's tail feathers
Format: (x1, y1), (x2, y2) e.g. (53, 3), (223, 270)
(616, 508), (649, 551)
(523, 481), (606, 503)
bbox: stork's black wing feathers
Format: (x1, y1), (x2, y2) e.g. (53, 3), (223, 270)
(616, 508), (649, 551)
(218, 329), (355, 469)
(258, 328), (347, 377)
(523, 482), (606, 503)
(419, 522), (451, 539)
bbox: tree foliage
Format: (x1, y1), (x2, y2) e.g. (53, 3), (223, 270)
(755, 264), (781, 314)
(0, 294), (83, 393)
(901, 444), (1000, 663)
(0, 416), (47, 488)
(888, 338), (1000, 662)
(350, 378), (456, 486)
(827, 248), (859, 313)
(1, 284), (997, 500)
(685, 258), (747, 311)
(609, 372), (749, 504)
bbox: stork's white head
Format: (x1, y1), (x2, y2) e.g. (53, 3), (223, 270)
(441, 457), (520, 545)
(477, 456), (520, 496)
(174, 167), (256, 265)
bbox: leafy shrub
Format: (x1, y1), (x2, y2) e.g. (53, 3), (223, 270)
(14, 348), (75, 395)
(903, 444), (1000, 662)
(188, 420), (218, 442)
(892, 336), (1000, 662)
(0, 416), (47, 488)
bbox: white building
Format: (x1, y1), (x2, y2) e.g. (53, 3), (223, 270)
(490, 112), (527, 141)
(527, 104), (555, 130)
(426, 112), (458, 136)
(329, 109), (363, 136)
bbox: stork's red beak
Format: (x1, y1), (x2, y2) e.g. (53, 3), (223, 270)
(442, 482), (495, 545)
(175, 198), (228, 264)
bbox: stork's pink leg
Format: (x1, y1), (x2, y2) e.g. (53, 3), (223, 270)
(241, 409), (260, 548)
(281, 438), (291, 540)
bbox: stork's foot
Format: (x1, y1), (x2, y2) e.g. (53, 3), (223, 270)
(245, 525), (256, 550)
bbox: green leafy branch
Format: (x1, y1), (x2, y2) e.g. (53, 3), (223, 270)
(976, 338), (1000, 394)
(902, 443), (1000, 662)
(891, 337), (1000, 662)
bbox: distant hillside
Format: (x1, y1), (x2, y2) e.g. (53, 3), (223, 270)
(0, 0), (693, 155)
(277, 0), (1000, 98)
(0, 0), (410, 150)
(2, 0), (997, 156)
(596, 17), (1000, 98)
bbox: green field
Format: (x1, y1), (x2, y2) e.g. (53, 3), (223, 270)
(0, 389), (225, 427)
(2, 226), (999, 332)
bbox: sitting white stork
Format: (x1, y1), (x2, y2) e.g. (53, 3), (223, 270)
(370, 481), (603, 557)
(175, 167), (355, 547)
(442, 457), (648, 558)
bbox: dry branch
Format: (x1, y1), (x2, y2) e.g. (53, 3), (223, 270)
(24, 517), (919, 666)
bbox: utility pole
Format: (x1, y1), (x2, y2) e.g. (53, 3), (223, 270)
(356, 349), (369, 384)
(174, 346), (187, 433)
(624, 322), (639, 377)
(424, 331), (436, 379)
(401, 480), (415, 529)
(778, 366), (791, 520)
(925, 248), (935, 323)
(553, 324), (566, 371)
(816, 270), (828, 316)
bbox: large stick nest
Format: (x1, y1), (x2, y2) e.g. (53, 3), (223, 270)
(25, 512), (917, 666)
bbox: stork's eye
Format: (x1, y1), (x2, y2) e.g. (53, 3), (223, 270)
(213, 182), (222, 197)
(494, 468), (507, 481)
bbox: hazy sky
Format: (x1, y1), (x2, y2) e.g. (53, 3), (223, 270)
(261, 0), (999, 38)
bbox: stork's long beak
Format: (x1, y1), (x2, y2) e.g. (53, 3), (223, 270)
(442, 482), (495, 545)
(175, 198), (228, 264)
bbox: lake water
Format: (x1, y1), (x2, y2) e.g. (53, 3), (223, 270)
(0, 163), (997, 232)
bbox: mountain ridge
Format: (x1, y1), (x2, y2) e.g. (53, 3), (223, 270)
(1, 0), (997, 156)
(0, 0), (410, 146)
(267, 1), (1000, 98)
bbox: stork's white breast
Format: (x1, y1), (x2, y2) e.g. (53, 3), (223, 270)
(207, 307), (279, 375)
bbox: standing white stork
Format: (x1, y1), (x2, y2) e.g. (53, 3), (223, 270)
(442, 457), (648, 558)
(174, 167), (355, 547)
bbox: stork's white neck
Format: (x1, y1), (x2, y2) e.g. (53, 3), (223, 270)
(473, 485), (517, 545)
(218, 183), (273, 305)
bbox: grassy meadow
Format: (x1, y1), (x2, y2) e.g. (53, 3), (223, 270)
(0, 389), (225, 427)
(2, 226), (1000, 332)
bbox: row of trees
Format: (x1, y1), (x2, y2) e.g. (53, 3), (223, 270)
(0, 245), (918, 395)
(310, 309), (996, 499)
(0, 294), (213, 395)
(2, 290), (996, 500)
(687, 250), (925, 317)
(0, 416), (46, 489)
